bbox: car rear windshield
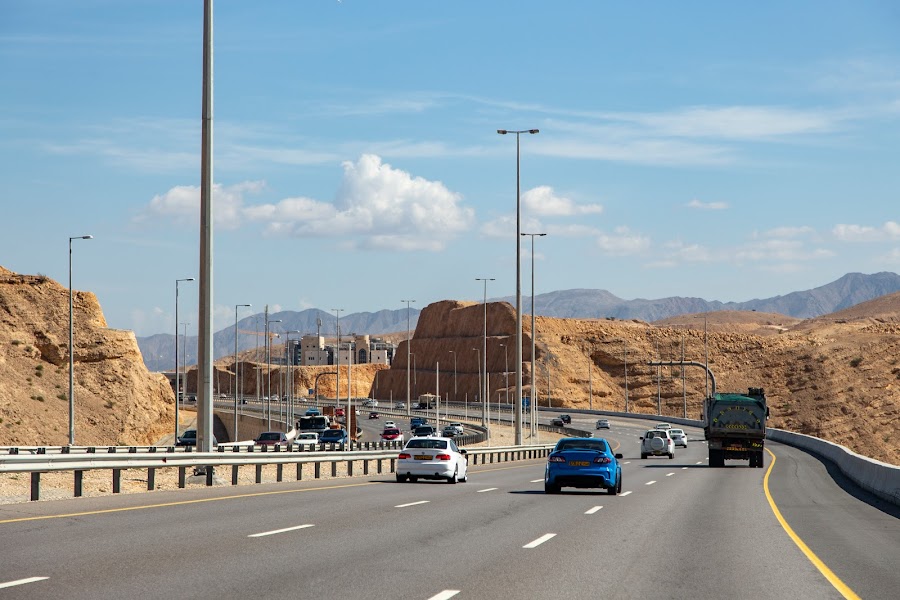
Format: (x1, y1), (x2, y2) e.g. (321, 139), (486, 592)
(556, 439), (609, 452)
(670, 429), (684, 435)
(406, 439), (448, 449)
(258, 433), (281, 441)
(647, 431), (668, 438)
(383, 429), (400, 435)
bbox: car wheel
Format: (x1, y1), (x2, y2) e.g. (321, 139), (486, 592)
(607, 477), (618, 496)
(641, 453), (647, 459)
(409, 476), (418, 483)
(544, 481), (560, 494)
(617, 474), (623, 494)
(447, 467), (458, 484)
(396, 474), (408, 483)
(669, 452), (674, 459)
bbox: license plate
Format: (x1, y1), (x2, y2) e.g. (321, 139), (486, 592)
(569, 461), (589, 466)
(415, 455), (431, 460)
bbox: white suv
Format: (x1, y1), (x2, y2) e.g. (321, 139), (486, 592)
(641, 429), (675, 459)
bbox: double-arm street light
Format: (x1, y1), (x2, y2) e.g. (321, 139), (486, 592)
(173, 277), (194, 443)
(68, 234), (93, 445)
(498, 127), (539, 445)
(265, 311), (282, 429)
(233, 303), (251, 440)
(401, 300), (415, 416)
(522, 232), (546, 438)
(475, 278), (494, 427)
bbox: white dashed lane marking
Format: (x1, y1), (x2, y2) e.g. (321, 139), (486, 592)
(248, 524), (314, 538)
(395, 500), (430, 508)
(666, 472), (675, 477)
(620, 491), (633, 496)
(427, 591), (460, 600)
(646, 481), (657, 485)
(477, 488), (498, 493)
(530, 479), (544, 483)
(523, 533), (557, 548)
(0, 577), (49, 590)
(585, 506), (603, 515)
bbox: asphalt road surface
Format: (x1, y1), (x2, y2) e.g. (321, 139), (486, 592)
(1, 417), (896, 599)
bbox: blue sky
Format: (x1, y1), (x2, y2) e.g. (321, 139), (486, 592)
(3, 1), (900, 337)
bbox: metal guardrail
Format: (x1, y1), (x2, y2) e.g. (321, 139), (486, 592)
(1, 442), (555, 502)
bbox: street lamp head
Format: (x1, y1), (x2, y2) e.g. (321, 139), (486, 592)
(497, 129), (507, 135)
(528, 129), (539, 134)
(82, 235), (93, 240)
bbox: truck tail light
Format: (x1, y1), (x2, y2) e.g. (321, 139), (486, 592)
(398, 453), (411, 460)
(548, 455), (566, 463)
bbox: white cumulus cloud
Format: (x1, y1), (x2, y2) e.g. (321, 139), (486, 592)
(523, 186), (603, 217)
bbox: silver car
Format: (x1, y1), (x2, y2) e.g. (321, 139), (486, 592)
(669, 428), (688, 447)
(641, 429), (675, 459)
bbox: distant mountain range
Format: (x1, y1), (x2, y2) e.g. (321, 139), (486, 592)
(138, 271), (900, 370)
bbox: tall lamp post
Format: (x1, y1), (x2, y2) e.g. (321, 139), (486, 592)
(448, 350), (457, 405)
(181, 322), (190, 406)
(499, 343), (509, 405)
(265, 310), (282, 429)
(68, 234), (93, 446)
(498, 127), (539, 446)
(233, 303), (251, 441)
(475, 278), (494, 427)
(401, 300), (415, 417)
(521, 231), (545, 438)
(173, 277), (194, 443)
(332, 308), (343, 415)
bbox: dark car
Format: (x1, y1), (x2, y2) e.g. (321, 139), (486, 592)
(175, 429), (218, 447)
(320, 428), (350, 445)
(551, 418), (565, 427)
(254, 431), (288, 446)
(544, 437), (623, 495)
(413, 425), (437, 437)
(368, 411), (380, 420)
(559, 414), (572, 424)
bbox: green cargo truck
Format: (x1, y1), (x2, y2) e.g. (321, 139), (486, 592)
(703, 387), (769, 468)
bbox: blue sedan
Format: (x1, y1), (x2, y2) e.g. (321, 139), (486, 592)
(545, 437), (623, 495)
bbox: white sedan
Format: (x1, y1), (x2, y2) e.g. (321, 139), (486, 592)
(384, 420), (397, 428)
(669, 428), (688, 447)
(396, 436), (468, 484)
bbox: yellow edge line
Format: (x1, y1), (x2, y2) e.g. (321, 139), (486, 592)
(0, 481), (381, 525)
(763, 447), (861, 600)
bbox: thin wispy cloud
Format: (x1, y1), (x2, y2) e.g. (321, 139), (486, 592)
(687, 199), (728, 210)
(833, 221), (900, 242)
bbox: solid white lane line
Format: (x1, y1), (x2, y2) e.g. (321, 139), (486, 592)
(646, 481), (657, 485)
(523, 533), (557, 548)
(666, 472), (675, 477)
(248, 524), (314, 538)
(530, 479), (544, 483)
(427, 591), (460, 600)
(395, 500), (430, 508)
(620, 491), (632, 496)
(585, 506), (603, 515)
(0, 577), (49, 589)
(477, 487), (498, 493)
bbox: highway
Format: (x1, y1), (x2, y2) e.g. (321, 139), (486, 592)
(1, 416), (897, 599)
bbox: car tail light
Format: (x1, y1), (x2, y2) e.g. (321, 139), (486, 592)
(436, 454), (452, 461)
(398, 453), (411, 459)
(593, 456), (612, 464)
(548, 455), (566, 463)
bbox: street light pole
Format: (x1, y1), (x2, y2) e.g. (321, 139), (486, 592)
(521, 231), (546, 438)
(624, 341), (629, 413)
(333, 308), (343, 416)
(449, 350), (457, 405)
(401, 300), (415, 417)
(498, 128), (539, 446)
(475, 278), (494, 428)
(234, 303), (251, 441)
(68, 234), (93, 446)
(181, 322), (189, 421)
(500, 343), (509, 406)
(588, 343), (593, 411)
(173, 277), (194, 443)
(264, 306), (282, 430)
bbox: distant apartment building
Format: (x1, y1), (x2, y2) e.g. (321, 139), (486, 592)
(296, 334), (395, 366)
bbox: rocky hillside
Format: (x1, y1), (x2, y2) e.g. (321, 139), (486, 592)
(0, 266), (174, 446)
(371, 299), (899, 466)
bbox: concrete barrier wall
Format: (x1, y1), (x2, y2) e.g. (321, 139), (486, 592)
(766, 428), (900, 506)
